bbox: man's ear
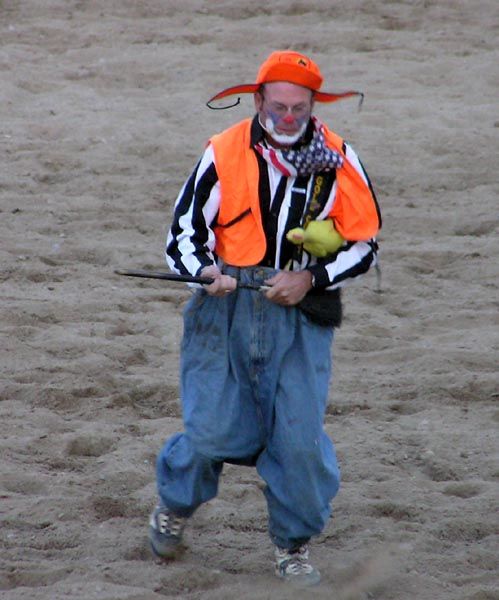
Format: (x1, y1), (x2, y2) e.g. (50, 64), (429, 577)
(254, 91), (264, 111)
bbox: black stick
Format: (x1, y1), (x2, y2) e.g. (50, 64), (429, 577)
(114, 269), (265, 291)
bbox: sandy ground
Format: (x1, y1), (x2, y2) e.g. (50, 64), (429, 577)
(1, 1), (498, 599)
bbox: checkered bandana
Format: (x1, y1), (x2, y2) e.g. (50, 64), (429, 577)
(254, 118), (343, 177)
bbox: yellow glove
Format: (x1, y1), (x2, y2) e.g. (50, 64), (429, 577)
(286, 219), (344, 257)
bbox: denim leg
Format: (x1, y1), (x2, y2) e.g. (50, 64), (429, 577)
(180, 288), (265, 459)
(156, 433), (223, 517)
(254, 307), (340, 549)
(156, 287), (265, 514)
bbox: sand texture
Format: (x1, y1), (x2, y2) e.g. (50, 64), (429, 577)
(1, 1), (498, 599)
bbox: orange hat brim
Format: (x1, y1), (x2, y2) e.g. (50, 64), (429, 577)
(207, 84), (363, 108)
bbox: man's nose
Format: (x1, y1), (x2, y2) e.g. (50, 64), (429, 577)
(281, 113), (296, 124)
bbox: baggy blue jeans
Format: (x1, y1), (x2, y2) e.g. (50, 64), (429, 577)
(156, 266), (340, 549)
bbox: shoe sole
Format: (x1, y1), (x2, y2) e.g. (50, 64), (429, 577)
(150, 541), (181, 560)
(275, 569), (321, 587)
(149, 528), (184, 560)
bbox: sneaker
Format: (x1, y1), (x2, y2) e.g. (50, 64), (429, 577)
(149, 505), (187, 559)
(275, 544), (321, 586)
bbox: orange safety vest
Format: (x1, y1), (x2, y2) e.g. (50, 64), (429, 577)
(210, 118), (380, 266)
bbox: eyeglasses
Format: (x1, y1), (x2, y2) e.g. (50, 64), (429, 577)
(263, 98), (311, 119)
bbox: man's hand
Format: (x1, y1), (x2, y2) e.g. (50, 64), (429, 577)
(264, 270), (313, 306)
(200, 265), (238, 297)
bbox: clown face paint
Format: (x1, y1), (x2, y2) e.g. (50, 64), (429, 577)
(259, 112), (309, 146)
(256, 81), (313, 146)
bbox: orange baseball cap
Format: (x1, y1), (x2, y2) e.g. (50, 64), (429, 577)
(207, 50), (363, 108)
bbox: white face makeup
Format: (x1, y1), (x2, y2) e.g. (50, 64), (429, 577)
(259, 115), (308, 145)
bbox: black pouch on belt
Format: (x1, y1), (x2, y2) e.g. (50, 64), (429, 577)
(298, 287), (342, 328)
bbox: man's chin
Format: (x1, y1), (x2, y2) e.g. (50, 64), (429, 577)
(269, 131), (303, 146)
(260, 116), (308, 146)
(276, 129), (299, 136)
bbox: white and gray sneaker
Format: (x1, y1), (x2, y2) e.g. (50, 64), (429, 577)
(275, 544), (321, 586)
(149, 505), (187, 559)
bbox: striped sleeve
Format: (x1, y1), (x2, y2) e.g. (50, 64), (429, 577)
(165, 144), (221, 276)
(307, 240), (378, 290)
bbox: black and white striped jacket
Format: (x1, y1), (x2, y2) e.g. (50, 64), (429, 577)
(166, 117), (380, 290)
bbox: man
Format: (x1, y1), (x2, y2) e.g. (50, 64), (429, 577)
(149, 50), (381, 586)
